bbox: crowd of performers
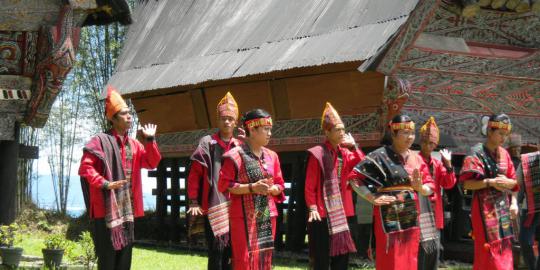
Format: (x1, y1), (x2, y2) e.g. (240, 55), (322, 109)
(79, 88), (540, 270)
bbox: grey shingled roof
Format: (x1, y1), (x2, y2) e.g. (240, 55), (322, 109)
(108, 0), (418, 95)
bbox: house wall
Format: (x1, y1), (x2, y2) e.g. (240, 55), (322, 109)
(131, 68), (385, 134)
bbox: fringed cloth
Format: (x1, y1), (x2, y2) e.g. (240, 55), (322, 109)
(190, 135), (232, 249)
(308, 145), (357, 256)
(378, 186), (418, 253)
(418, 159), (439, 254)
(82, 133), (134, 251)
(521, 151), (540, 227)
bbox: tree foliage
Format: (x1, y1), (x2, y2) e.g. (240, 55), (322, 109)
(40, 19), (132, 213)
(17, 1), (138, 214)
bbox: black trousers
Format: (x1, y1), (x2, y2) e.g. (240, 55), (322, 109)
(91, 219), (133, 270)
(308, 217), (354, 270)
(205, 217), (232, 270)
(417, 230), (440, 270)
(354, 223), (372, 259)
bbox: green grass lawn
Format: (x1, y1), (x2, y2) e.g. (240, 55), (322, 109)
(20, 232), (316, 269)
(19, 232), (363, 269)
(131, 246), (313, 270)
(19, 233), (472, 270)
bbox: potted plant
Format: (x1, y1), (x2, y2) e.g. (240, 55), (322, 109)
(42, 233), (69, 269)
(0, 223), (24, 268)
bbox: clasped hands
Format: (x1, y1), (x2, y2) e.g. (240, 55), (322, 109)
(486, 174), (517, 191)
(251, 178), (281, 196)
(371, 169), (426, 206)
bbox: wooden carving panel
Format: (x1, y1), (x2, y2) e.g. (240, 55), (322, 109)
(396, 71), (540, 117)
(26, 6), (80, 127)
(156, 113), (381, 157)
(401, 47), (540, 80)
(0, 32), (24, 75)
(377, 0), (441, 74)
(424, 2), (540, 48)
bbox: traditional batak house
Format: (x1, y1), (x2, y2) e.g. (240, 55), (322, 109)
(107, 0), (540, 257)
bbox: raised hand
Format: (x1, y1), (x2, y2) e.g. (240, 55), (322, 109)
(341, 132), (356, 148)
(440, 149), (452, 168)
(141, 123), (157, 138)
(236, 127), (246, 140)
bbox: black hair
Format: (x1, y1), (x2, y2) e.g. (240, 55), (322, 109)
(241, 109), (271, 136)
(482, 113), (511, 136)
(489, 113), (511, 124)
(380, 114), (413, 145)
(391, 114), (412, 125)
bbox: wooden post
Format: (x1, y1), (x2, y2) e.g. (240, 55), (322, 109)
(179, 157), (190, 242)
(0, 124), (19, 225)
(285, 153), (308, 252)
(276, 193), (285, 251)
(170, 158), (181, 242)
(154, 159), (169, 241)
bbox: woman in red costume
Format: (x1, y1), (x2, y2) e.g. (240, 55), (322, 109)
(348, 114), (435, 270)
(218, 108), (285, 270)
(460, 113), (518, 270)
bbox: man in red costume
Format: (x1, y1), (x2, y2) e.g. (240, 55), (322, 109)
(417, 117), (456, 270)
(305, 102), (364, 270)
(187, 92), (241, 270)
(79, 86), (161, 270)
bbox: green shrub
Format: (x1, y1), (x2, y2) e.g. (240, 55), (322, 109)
(69, 231), (96, 270)
(0, 223), (25, 247)
(44, 233), (70, 250)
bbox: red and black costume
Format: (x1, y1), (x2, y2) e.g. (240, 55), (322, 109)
(218, 144), (285, 270)
(79, 87), (161, 270)
(418, 117), (456, 270)
(187, 92), (239, 270)
(305, 102), (364, 270)
(460, 143), (517, 270)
